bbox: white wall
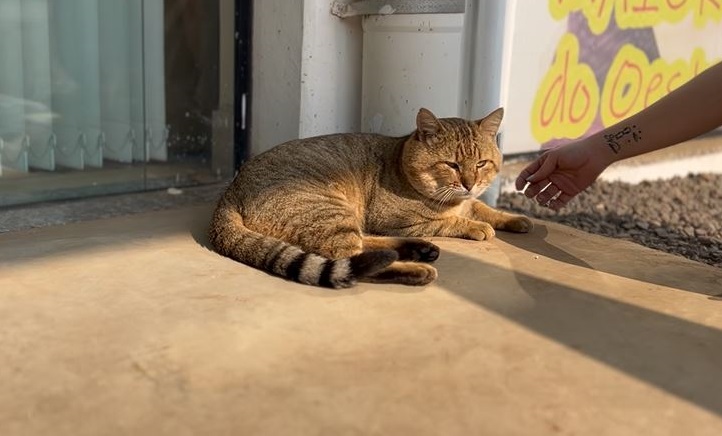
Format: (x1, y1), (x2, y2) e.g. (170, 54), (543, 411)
(251, 0), (303, 155)
(361, 13), (465, 136)
(252, 1), (506, 152)
(251, 0), (363, 155)
(299, 2), (363, 138)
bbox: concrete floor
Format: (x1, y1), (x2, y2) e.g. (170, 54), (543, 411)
(1, 204), (721, 436)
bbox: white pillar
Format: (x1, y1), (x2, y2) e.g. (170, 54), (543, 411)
(461, 0), (517, 206)
(251, 0), (364, 155)
(299, 1), (363, 138)
(361, 13), (466, 135)
(250, 0), (304, 155)
(460, 0), (517, 121)
(461, 0), (516, 118)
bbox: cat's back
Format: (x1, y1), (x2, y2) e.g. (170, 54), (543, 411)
(235, 132), (398, 188)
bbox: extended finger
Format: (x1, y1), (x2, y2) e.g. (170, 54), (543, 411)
(515, 158), (543, 191)
(523, 179), (551, 199)
(535, 183), (561, 205)
(547, 193), (574, 210)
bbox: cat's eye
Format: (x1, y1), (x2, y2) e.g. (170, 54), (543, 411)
(476, 160), (489, 169)
(445, 161), (460, 171)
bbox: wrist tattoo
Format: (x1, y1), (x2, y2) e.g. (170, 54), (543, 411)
(603, 125), (642, 154)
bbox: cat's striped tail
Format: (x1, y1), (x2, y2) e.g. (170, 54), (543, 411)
(208, 199), (397, 289)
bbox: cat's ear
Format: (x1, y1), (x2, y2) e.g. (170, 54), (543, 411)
(416, 108), (441, 142)
(476, 107), (504, 136)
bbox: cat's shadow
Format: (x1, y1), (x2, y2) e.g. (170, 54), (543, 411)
(191, 206), (718, 298)
(191, 209), (215, 253)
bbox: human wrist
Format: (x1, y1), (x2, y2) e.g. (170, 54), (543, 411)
(581, 133), (620, 168)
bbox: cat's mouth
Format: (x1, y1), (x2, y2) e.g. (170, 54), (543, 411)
(455, 190), (474, 200)
(431, 186), (474, 204)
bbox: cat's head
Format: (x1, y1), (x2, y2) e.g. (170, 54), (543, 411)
(401, 107), (504, 204)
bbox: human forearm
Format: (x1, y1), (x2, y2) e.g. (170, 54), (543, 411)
(515, 61), (722, 210)
(586, 61), (722, 165)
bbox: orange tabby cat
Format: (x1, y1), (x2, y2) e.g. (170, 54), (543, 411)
(209, 107), (532, 288)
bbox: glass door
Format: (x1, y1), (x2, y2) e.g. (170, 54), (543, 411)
(0, 0), (238, 207)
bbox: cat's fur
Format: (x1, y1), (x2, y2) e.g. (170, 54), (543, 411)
(209, 107), (532, 288)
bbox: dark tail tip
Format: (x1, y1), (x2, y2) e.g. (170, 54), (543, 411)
(349, 249), (398, 277)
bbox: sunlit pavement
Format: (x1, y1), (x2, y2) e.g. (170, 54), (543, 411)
(1, 204), (721, 435)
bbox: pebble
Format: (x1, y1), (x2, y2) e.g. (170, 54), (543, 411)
(654, 228), (669, 237)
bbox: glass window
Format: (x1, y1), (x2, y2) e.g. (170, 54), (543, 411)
(0, 0), (236, 207)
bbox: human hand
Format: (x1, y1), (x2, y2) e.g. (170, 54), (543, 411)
(514, 140), (611, 210)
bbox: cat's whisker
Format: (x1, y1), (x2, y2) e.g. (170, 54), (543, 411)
(435, 196), (446, 212)
(430, 187), (452, 212)
(431, 195), (442, 212)
(431, 191), (445, 211)
(436, 188), (455, 211)
(431, 187), (447, 199)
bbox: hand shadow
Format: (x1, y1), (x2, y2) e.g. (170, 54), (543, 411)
(497, 222), (721, 297)
(434, 248), (722, 418)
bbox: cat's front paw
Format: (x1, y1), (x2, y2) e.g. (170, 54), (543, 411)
(504, 216), (534, 233)
(467, 222), (496, 241)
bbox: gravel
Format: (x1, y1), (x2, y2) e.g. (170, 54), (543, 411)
(498, 173), (722, 268)
(0, 184), (225, 233)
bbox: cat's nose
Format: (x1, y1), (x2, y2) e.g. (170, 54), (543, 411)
(461, 177), (475, 191)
